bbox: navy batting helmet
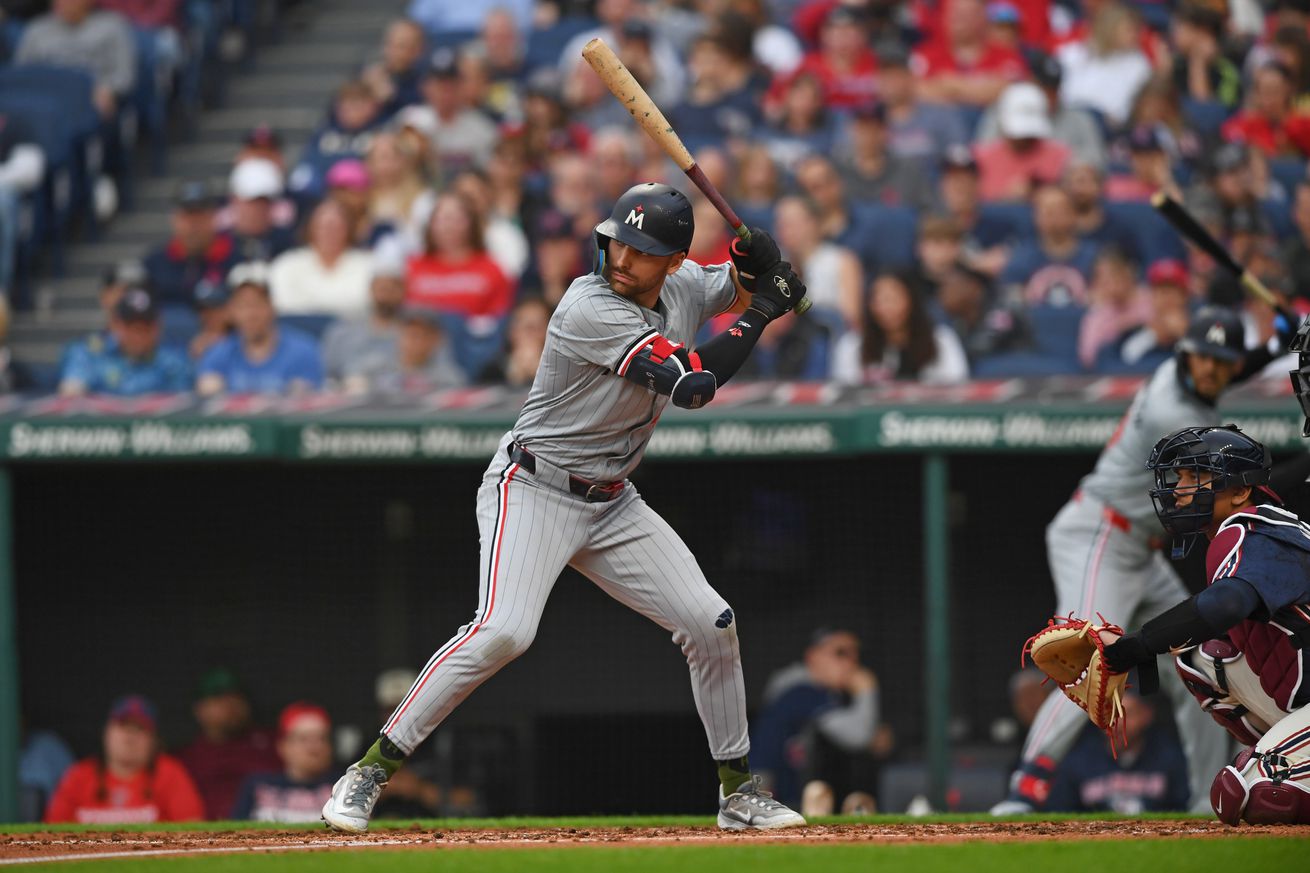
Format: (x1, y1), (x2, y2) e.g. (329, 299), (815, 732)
(1176, 306), (1245, 362)
(594, 183), (695, 268)
(1146, 424), (1273, 556)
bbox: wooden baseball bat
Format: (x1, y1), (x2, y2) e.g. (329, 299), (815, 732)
(1150, 190), (1277, 306)
(581, 38), (812, 314)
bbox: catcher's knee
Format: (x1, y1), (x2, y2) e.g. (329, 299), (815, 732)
(1210, 748), (1310, 826)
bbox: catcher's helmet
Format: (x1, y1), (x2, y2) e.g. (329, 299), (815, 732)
(1176, 306), (1245, 363)
(1146, 424), (1273, 556)
(594, 183), (694, 269)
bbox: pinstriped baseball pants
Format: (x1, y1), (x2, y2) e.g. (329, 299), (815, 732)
(381, 437), (750, 760)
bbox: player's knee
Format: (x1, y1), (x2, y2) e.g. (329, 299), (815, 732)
(476, 624), (536, 666)
(1210, 748), (1310, 826)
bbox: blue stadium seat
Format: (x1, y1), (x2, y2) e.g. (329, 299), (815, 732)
(1028, 303), (1085, 365)
(1268, 157), (1305, 200)
(161, 306), (201, 349)
(734, 205), (775, 237)
(971, 350), (1083, 377)
(439, 312), (508, 380)
(975, 203), (1033, 248)
(1262, 197), (1295, 241)
(1103, 201), (1186, 263)
(279, 314), (338, 340)
(1181, 98), (1233, 139)
(848, 204), (919, 272)
(524, 18), (596, 72)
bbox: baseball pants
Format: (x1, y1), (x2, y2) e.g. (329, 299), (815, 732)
(1180, 646), (1310, 816)
(380, 436), (750, 760)
(1020, 493), (1234, 811)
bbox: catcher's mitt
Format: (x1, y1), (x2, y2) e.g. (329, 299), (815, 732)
(1023, 616), (1130, 752)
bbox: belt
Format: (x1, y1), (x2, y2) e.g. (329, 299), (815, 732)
(1073, 490), (1166, 550)
(508, 441), (625, 503)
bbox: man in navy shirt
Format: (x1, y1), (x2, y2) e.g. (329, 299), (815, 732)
(750, 629), (880, 809)
(1046, 691), (1190, 814)
(143, 180), (239, 309)
(196, 263), (324, 395)
(231, 703), (335, 822)
(57, 287), (191, 396)
(999, 184), (1099, 306)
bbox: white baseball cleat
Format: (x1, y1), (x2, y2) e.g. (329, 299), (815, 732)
(717, 775), (806, 829)
(989, 798), (1034, 816)
(321, 763), (389, 833)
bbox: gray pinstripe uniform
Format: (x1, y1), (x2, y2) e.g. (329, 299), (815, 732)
(382, 261), (751, 760)
(1017, 358), (1232, 809)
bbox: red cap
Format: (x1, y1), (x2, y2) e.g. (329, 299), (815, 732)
(1147, 259), (1188, 288)
(278, 702), (330, 739)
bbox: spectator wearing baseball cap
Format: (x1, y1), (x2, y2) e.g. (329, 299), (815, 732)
(45, 695), (205, 824)
(231, 703), (336, 822)
(343, 306), (467, 395)
(321, 240), (408, 386)
(974, 52), (1107, 169)
(975, 82), (1072, 202)
(238, 124), (285, 170)
(1104, 126), (1173, 203)
(175, 668), (281, 821)
(226, 159), (297, 262)
(1094, 258), (1191, 374)
(188, 277), (232, 361)
(57, 287), (191, 396)
(196, 262), (325, 396)
(877, 41), (969, 173)
(400, 48), (498, 174)
(142, 180), (239, 309)
(836, 100), (934, 211)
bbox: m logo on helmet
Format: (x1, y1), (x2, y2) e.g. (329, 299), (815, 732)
(625, 206), (645, 229)
(1206, 324), (1227, 346)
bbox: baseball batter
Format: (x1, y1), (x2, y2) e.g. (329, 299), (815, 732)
(322, 182), (808, 832)
(995, 308), (1283, 814)
(1100, 424), (1310, 825)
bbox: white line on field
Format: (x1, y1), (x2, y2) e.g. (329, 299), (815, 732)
(0, 839), (417, 866)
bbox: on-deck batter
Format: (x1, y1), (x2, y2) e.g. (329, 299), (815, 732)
(994, 307), (1284, 814)
(322, 182), (809, 832)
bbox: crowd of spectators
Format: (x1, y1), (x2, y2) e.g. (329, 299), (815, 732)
(7, 0), (1310, 395)
(17, 667), (464, 824)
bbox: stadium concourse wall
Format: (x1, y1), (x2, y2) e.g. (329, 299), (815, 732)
(1, 378), (1305, 820)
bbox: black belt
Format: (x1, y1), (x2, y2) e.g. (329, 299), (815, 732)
(508, 442), (625, 503)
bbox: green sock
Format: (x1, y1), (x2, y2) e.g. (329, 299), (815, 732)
(717, 755), (751, 795)
(357, 735), (406, 778)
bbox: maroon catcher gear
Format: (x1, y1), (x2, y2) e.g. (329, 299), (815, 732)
(1210, 746), (1310, 825)
(1175, 643), (1265, 746)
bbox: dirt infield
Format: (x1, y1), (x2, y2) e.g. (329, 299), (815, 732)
(2, 820), (1306, 864)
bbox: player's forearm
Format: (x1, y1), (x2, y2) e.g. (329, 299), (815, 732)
(691, 308), (769, 386)
(1103, 578), (1261, 671)
(814, 689), (879, 752)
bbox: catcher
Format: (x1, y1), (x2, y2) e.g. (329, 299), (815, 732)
(1028, 423), (1310, 824)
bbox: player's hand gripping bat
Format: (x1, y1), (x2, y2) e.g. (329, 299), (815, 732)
(582, 37), (812, 315)
(1150, 190), (1278, 306)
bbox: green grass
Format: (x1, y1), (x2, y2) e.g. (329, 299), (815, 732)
(0, 811), (1211, 834)
(14, 837), (1305, 872)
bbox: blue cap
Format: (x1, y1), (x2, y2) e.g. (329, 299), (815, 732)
(108, 694), (157, 731)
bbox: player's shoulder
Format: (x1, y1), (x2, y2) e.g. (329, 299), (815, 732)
(553, 274), (639, 325)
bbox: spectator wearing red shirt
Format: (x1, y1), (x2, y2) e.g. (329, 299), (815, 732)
(406, 192), (514, 319)
(45, 695), (204, 824)
(908, 0), (1051, 51)
(1222, 62), (1310, 156)
(782, 6), (879, 111)
(175, 669), (282, 821)
(975, 83), (1071, 202)
(912, 0), (1028, 108)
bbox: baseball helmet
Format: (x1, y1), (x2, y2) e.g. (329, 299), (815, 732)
(1146, 424), (1273, 556)
(594, 183), (695, 268)
(1176, 306), (1245, 363)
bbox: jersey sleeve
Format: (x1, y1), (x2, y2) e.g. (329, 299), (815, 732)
(553, 289), (664, 373)
(683, 259), (738, 323)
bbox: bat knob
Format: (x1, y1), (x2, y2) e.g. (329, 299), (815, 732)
(794, 297), (812, 316)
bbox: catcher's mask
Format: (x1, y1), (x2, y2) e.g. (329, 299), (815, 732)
(1288, 315), (1310, 436)
(1146, 424), (1272, 557)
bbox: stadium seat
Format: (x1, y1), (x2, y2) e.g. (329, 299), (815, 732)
(1104, 201), (1186, 263)
(524, 18), (597, 72)
(278, 314), (338, 340)
(1181, 98), (1232, 139)
(975, 203), (1033, 248)
(848, 204), (919, 272)
(440, 312), (508, 380)
(1268, 157), (1304, 201)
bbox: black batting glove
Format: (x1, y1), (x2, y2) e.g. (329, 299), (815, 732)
(729, 228), (781, 292)
(747, 261), (807, 322)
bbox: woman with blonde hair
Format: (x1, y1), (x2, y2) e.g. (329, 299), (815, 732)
(366, 131), (435, 248)
(1057, 2), (1153, 127)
